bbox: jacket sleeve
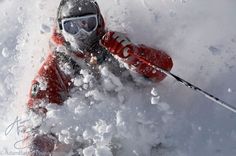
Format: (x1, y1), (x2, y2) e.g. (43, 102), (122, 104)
(27, 53), (71, 111)
(26, 52), (72, 155)
(101, 31), (173, 82)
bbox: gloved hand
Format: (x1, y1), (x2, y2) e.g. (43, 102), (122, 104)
(28, 134), (55, 156)
(100, 31), (133, 58)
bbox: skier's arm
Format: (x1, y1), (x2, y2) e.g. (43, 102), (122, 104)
(26, 53), (71, 155)
(27, 53), (71, 110)
(100, 31), (173, 82)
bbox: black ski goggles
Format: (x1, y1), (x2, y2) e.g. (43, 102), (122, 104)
(61, 14), (98, 35)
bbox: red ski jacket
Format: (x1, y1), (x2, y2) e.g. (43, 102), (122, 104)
(28, 31), (173, 109)
(26, 30), (173, 155)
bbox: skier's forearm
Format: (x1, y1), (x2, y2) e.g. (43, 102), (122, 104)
(100, 31), (173, 82)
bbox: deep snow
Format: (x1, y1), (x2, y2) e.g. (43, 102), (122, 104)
(0, 0), (236, 155)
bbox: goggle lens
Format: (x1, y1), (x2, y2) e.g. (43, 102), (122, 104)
(62, 15), (98, 35)
(63, 20), (79, 35)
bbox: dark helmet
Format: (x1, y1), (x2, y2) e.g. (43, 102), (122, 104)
(56, 0), (105, 51)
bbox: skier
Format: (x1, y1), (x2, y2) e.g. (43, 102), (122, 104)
(26, 0), (173, 155)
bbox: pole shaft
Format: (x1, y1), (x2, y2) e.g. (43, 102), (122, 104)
(134, 53), (236, 113)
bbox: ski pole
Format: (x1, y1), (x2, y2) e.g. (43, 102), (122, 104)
(133, 53), (236, 113)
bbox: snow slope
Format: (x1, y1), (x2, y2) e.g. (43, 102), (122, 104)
(0, 0), (236, 155)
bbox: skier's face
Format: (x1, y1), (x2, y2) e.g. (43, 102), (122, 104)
(61, 14), (99, 51)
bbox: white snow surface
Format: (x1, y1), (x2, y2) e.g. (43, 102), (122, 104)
(1, 0), (236, 155)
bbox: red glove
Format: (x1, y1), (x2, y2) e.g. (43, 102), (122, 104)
(100, 31), (173, 82)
